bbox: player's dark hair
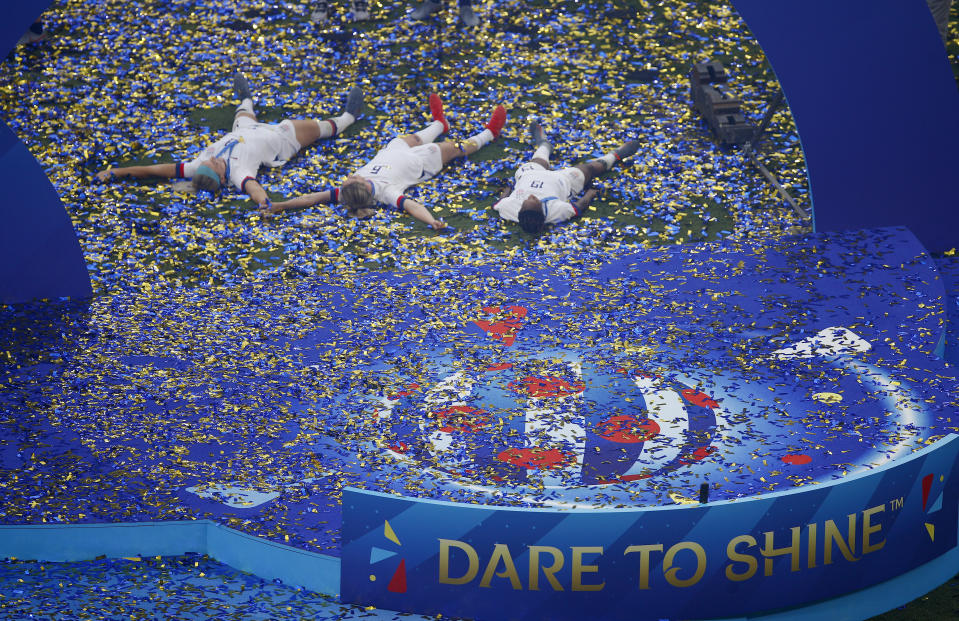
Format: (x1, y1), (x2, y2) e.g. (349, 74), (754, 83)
(518, 208), (545, 234)
(341, 181), (374, 218)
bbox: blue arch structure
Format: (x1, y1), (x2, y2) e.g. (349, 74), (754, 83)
(0, 0), (92, 304)
(732, 0), (959, 254)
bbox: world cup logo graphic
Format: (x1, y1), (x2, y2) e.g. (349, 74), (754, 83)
(359, 303), (733, 505)
(375, 358), (724, 491)
(347, 305), (934, 508)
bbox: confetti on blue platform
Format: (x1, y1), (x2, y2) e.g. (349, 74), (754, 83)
(0, 555), (431, 620)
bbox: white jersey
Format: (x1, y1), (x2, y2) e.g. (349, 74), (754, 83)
(354, 139), (444, 209)
(493, 162), (583, 224)
(178, 118), (301, 192)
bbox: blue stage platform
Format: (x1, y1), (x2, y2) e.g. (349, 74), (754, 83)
(4, 227), (959, 619)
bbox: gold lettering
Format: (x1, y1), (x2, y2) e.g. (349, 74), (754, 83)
(479, 543), (522, 590)
(725, 535), (758, 582)
(439, 539), (479, 585)
(571, 546), (605, 592)
(863, 505), (886, 554)
(664, 542), (707, 587)
(807, 523), (817, 569)
(824, 514), (859, 564)
(761, 527), (801, 576)
(624, 544), (663, 589)
(529, 546), (564, 591)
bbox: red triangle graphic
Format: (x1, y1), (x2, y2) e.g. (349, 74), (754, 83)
(387, 559), (407, 593)
(922, 473), (934, 510)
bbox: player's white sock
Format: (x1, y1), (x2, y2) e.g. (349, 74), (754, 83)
(333, 112), (355, 134)
(533, 143), (551, 162)
(317, 112), (355, 138)
(414, 120), (445, 144)
(464, 128), (494, 150)
(237, 98), (254, 115)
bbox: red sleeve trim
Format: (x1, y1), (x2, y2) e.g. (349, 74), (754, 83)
(175, 163), (185, 178)
(396, 195), (407, 211)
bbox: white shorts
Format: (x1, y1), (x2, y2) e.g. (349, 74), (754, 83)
(519, 161), (587, 195)
(232, 115), (302, 162)
(385, 138), (444, 181)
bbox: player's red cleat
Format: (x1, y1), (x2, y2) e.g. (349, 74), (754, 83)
(486, 104), (506, 138)
(429, 93), (449, 134)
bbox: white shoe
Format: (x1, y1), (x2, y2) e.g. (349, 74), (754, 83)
(459, 4), (480, 26)
(310, 1), (329, 23)
(411, 0), (441, 20)
(351, 0), (370, 21)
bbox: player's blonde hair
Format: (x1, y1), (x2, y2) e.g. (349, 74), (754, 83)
(341, 180), (374, 219)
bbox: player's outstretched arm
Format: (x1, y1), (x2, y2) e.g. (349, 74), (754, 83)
(95, 163), (177, 181)
(402, 198), (447, 230)
(242, 178), (271, 211)
(573, 189), (598, 218)
(262, 190), (334, 216)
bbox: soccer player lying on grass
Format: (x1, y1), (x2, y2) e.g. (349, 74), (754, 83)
(262, 94), (506, 230)
(95, 73), (362, 211)
(494, 121), (640, 234)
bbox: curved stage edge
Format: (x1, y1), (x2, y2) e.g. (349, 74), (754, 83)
(3, 434), (958, 621)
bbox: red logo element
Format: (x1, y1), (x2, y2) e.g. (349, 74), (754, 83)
(473, 305), (527, 347)
(781, 454), (812, 465)
(484, 362), (514, 372)
(597, 472), (653, 485)
(680, 389), (719, 409)
(922, 473), (934, 510)
(690, 446), (716, 461)
(388, 441), (410, 454)
(497, 447), (572, 469)
(433, 405), (490, 433)
(508, 375), (586, 399)
(679, 446), (717, 466)
(387, 559), (407, 593)
(388, 383), (420, 399)
(596, 415), (660, 443)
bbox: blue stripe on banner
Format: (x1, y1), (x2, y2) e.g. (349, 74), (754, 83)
(341, 436), (959, 621)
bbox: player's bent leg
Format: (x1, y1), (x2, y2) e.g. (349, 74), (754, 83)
(291, 119), (328, 147)
(233, 73), (257, 127)
(297, 85), (361, 145)
(232, 111), (258, 132)
(575, 162), (602, 186)
(438, 140), (470, 165)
